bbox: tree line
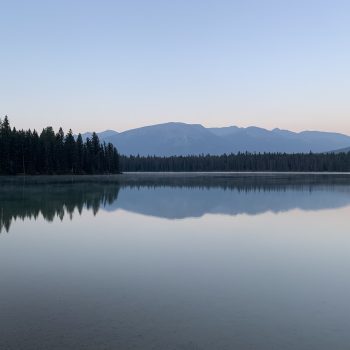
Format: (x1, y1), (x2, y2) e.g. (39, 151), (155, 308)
(120, 152), (350, 172)
(2, 115), (350, 174)
(0, 116), (120, 175)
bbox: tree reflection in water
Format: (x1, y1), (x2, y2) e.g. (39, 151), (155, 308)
(1, 173), (350, 233)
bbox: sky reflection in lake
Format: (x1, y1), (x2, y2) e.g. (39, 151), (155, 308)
(0, 174), (350, 350)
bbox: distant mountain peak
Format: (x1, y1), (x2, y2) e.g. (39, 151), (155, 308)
(83, 122), (350, 156)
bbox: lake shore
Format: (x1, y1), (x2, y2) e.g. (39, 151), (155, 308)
(1, 172), (350, 187)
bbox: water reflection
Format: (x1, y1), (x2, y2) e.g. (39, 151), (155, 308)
(1, 174), (350, 350)
(1, 174), (350, 233)
(0, 183), (120, 233)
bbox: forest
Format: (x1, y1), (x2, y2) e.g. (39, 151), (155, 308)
(120, 152), (350, 172)
(1, 116), (350, 174)
(0, 116), (120, 175)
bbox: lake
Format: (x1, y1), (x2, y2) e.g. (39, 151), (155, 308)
(1, 173), (350, 350)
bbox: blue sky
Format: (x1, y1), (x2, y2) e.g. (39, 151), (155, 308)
(1, 0), (349, 134)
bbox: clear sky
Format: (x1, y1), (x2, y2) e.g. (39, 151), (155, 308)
(1, 0), (349, 134)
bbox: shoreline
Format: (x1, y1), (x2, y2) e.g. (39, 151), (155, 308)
(1, 172), (350, 186)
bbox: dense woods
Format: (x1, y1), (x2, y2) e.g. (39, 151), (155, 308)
(120, 152), (350, 172)
(0, 116), (120, 175)
(1, 116), (350, 174)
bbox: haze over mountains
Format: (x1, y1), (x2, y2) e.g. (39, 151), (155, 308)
(82, 122), (350, 156)
(332, 146), (350, 153)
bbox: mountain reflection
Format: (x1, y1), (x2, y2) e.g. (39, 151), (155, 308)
(1, 174), (350, 232)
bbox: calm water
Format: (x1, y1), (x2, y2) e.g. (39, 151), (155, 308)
(1, 173), (350, 350)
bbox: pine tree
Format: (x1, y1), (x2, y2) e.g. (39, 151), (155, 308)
(76, 134), (84, 174)
(64, 129), (76, 173)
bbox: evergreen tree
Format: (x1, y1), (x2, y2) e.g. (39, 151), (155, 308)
(0, 117), (120, 175)
(76, 134), (84, 174)
(55, 127), (65, 173)
(64, 129), (76, 173)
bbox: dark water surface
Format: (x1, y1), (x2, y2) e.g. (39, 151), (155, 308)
(1, 173), (350, 349)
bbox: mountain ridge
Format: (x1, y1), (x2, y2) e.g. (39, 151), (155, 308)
(329, 146), (350, 154)
(81, 122), (350, 156)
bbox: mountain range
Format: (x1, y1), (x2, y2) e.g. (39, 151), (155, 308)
(331, 146), (350, 153)
(81, 122), (350, 156)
